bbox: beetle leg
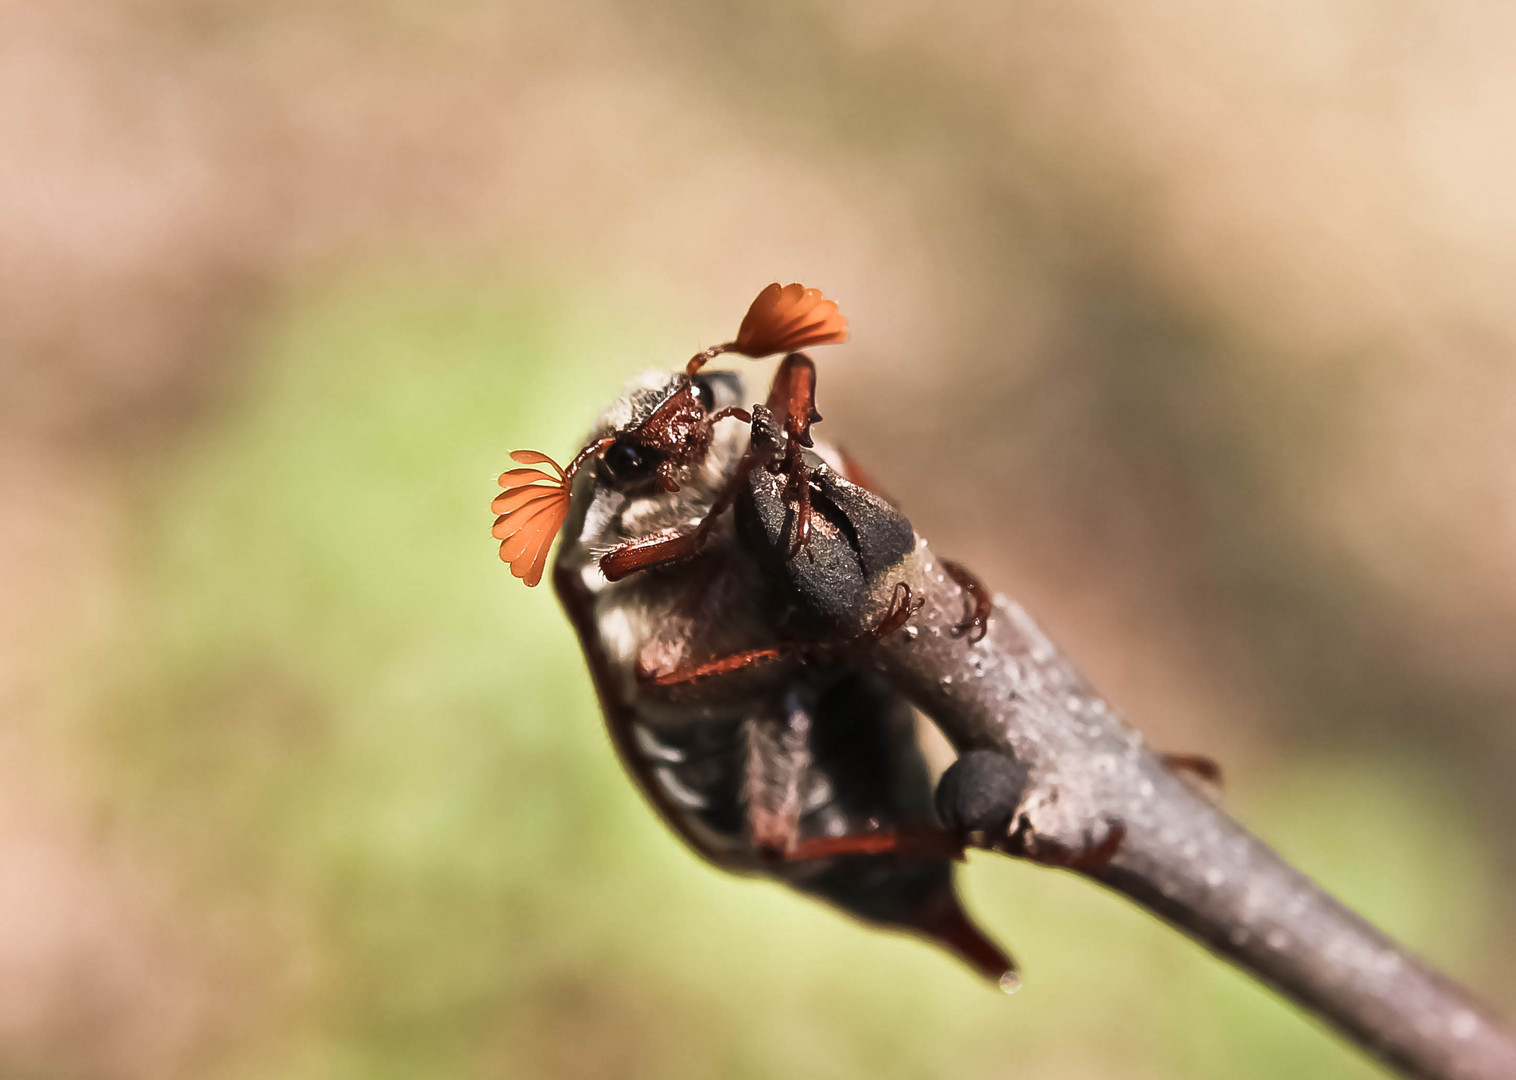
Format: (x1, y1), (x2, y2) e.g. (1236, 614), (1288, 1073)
(870, 582), (925, 639)
(637, 583), (921, 687)
(940, 559), (992, 644)
(780, 828), (964, 863)
(1161, 752), (1224, 804)
(782, 458), (814, 556)
(600, 457), (757, 581)
(764, 353), (823, 556)
(766, 353), (820, 448)
(600, 528), (705, 581)
(745, 688), (813, 855)
(1161, 753), (1223, 787)
(637, 644), (791, 687)
(1017, 819), (1127, 874)
(600, 430), (766, 582)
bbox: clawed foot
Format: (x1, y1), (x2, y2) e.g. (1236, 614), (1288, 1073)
(1021, 818), (1126, 873)
(941, 559), (991, 644)
(872, 582), (925, 639)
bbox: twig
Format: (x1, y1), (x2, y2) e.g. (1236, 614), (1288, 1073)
(876, 539), (1516, 1080)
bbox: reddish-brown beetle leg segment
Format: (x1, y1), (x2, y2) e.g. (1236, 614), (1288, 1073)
(638, 584), (921, 687)
(600, 529), (705, 582)
(600, 431), (766, 583)
(637, 645), (791, 688)
(780, 828), (965, 863)
(782, 460), (813, 556)
(1161, 753), (1224, 787)
(1021, 819), (1127, 874)
(1161, 753), (1224, 805)
(765, 354), (822, 556)
(766, 354), (820, 448)
(941, 559), (992, 644)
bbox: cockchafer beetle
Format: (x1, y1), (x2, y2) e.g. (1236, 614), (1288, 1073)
(492, 284), (1220, 983)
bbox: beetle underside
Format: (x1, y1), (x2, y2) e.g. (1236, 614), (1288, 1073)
(496, 284), (1187, 985)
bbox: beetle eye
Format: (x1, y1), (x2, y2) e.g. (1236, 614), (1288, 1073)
(601, 438), (656, 488)
(691, 375), (716, 413)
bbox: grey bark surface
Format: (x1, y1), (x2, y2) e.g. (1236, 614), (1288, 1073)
(873, 538), (1516, 1080)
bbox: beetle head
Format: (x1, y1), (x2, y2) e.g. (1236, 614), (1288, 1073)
(493, 282), (849, 586)
(575, 369), (751, 558)
(591, 370), (732, 497)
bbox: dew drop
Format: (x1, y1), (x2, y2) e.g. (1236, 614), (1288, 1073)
(903, 625), (919, 641)
(999, 970), (1022, 995)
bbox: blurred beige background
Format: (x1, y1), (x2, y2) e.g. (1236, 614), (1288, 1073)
(3, 1), (1515, 1077)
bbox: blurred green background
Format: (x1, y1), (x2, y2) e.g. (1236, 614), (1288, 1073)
(3, 2), (1514, 1077)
